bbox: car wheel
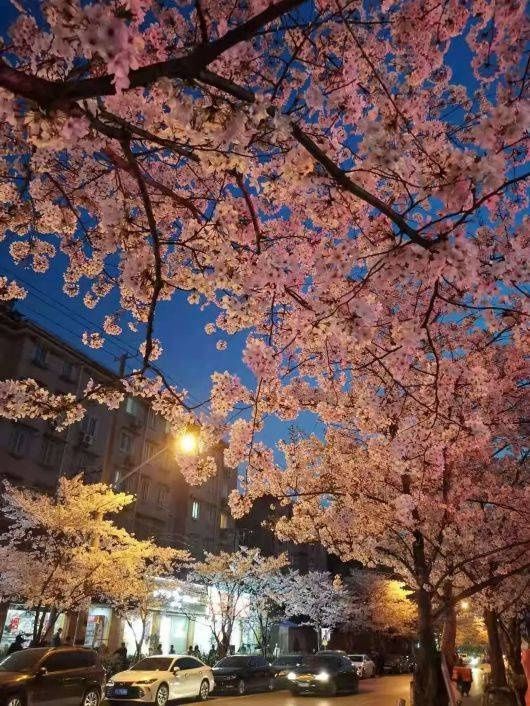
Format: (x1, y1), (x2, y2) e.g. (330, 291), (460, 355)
(236, 679), (246, 695)
(198, 679), (210, 701)
(155, 683), (169, 706)
(82, 689), (100, 706)
(6, 694), (24, 706)
(326, 679), (337, 696)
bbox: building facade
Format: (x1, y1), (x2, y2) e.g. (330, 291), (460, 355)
(0, 307), (237, 556)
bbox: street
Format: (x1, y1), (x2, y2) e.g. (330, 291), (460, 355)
(206, 676), (411, 705)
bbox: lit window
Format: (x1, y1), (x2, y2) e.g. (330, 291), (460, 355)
(219, 512), (228, 529)
(125, 396), (141, 417)
(33, 343), (48, 368)
(119, 430), (133, 453)
(8, 427), (29, 457)
(191, 500), (200, 519)
(139, 476), (151, 501)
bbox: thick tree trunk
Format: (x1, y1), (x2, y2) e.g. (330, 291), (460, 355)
(486, 609), (508, 688)
(412, 531), (447, 706)
(440, 581), (457, 676)
(500, 617), (527, 706)
(484, 610), (518, 706)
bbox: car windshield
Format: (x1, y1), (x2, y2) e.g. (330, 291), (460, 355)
(273, 656), (302, 667)
(215, 656), (251, 668)
(130, 658), (173, 671)
(0, 648), (48, 672)
(301, 656), (339, 671)
(350, 655), (363, 662)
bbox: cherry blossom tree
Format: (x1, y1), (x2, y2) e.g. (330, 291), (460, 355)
(190, 547), (287, 657)
(0, 3), (528, 703)
(282, 571), (349, 650)
(0, 475), (182, 645)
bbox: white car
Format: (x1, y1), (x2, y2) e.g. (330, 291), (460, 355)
(106, 655), (214, 705)
(349, 654), (376, 678)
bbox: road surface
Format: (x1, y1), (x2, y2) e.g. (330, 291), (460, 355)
(207, 675), (411, 705)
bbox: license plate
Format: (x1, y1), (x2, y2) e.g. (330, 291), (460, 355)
(299, 681), (310, 687)
(115, 689), (128, 695)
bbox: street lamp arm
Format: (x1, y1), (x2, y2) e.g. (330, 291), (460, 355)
(114, 444), (169, 488)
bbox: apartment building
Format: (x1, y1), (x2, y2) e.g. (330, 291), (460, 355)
(237, 495), (328, 572)
(0, 307), (237, 556)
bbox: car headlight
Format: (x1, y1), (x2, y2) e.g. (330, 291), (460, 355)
(106, 682), (114, 688)
(315, 672), (329, 682)
(287, 672), (297, 680)
(134, 679), (158, 685)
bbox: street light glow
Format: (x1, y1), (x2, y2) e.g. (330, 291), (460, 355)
(460, 600), (470, 610)
(178, 429), (199, 455)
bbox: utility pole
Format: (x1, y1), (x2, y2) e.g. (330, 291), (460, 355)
(100, 353), (128, 485)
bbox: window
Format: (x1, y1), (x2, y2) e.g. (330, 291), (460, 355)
(191, 500), (200, 519)
(32, 343), (48, 368)
(175, 657), (202, 670)
(61, 360), (76, 381)
(81, 415), (98, 441)
(42, 650), (81, 671)
(40, 437), (63, 467)
(71, 650), (96, 667)
(139, 476), (151, 501)
(119, 430), (133, 454)
(157, 484), (168, 508)
(147, 409), (157, 429)
(219, 511), (228, 529)
(142, 441), (156, 462)
(8, 427), (29, 457)
(125, 396), (141, 417)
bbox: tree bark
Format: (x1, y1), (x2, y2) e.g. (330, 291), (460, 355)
(486, 609), (508, 688)
(500, 617), (527, 706)
(440, 581), (457, 676)
(412, 531), (447, 706)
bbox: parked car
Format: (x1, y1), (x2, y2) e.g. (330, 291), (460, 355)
(212, 655), (274, 695)
(271, 654), (305, 689)
(349, 654), (376, 678)
(0, 646), (105, 706)
(106, 655), (213, 705)
(383, 654), (414, 675)
(287, 653), (359, 696)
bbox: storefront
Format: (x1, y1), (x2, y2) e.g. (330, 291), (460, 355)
(0, 606), (65, 653)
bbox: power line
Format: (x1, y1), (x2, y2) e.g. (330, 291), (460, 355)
(1, 265), (203, 403)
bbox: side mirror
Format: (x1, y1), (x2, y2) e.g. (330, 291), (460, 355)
(172, 666), (180, 673)
(37, 667), (48, 677)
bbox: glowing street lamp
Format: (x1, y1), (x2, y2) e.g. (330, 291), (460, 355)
(177, 428), (200, 456)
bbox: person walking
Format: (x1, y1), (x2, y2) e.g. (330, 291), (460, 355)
(169, 645), (175, 654)
(113, 642), (128, 671)
(52, 628), (63, 646)
(7, 635), (24, 654)
(453, 658), (473, 697)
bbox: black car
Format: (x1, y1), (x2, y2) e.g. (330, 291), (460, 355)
(212, 655), (274, 695)
(383, 654), (414, 674)
(271, 654), (305, 689)
(0, 646), (105, 706)
(287, 654), (359, 696)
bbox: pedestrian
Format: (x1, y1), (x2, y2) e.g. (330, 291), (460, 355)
(113, 642), (128, 671)
(452, 658), (473, 697)
(52, 628), (63, 646)
(169, 645), (175, 654)
(187, 645), (194, 655)
(7, 635), (24, 654)
(156, 643), (163, 654)
(193, 645), (201, 659)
